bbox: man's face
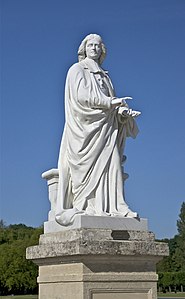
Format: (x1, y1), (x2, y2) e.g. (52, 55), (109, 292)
(85, 38), (102, 61)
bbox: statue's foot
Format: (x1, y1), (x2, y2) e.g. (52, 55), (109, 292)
(55, 208), (84, 226)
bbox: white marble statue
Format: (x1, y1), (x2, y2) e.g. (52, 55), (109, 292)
(55, 34), (141, 226)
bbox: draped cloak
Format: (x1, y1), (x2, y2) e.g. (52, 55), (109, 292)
(55, 57), (139, 226)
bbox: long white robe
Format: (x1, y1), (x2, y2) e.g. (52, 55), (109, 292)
(55, 58), (139, 226)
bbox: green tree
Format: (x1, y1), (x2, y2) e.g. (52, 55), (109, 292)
(157, 236), (181, 272)
(160, 272), (173, 292)
(0, 219), (6, 228)
(0, 223), (43, 295)
(177, 272), (185, 292)
(177, 202), (185, 237)
(174, 202), (185, 271)
(157, 202), (185, 292)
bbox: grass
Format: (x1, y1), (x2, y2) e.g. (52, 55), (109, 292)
(158, 292), (185, 298)
(0, 296), (38, 299)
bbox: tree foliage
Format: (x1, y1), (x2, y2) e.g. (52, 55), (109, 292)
(157, 202), (185, 292)
(158, 272), (185, 292)
(177, 202), (185, 237)
(0, 222), (43, 295)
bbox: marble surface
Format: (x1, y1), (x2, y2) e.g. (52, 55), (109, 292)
(54, 34), (141, 226)
(44, 214), (148, 233)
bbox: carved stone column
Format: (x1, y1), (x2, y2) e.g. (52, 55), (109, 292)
(42, 168), (59, 222)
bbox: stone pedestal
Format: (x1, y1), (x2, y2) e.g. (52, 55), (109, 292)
(28, 169), (169, 298)
(26, 227), (169, 299)
(44, 214), (148, 233)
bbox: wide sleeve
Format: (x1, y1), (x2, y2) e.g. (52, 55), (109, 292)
(117, 107), (139, 139)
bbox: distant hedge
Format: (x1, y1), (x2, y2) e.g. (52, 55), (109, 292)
(158, 272), (185, 293)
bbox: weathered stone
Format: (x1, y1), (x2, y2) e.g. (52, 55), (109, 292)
(27, 229), (167, 263)
(26, 228), (169, 299)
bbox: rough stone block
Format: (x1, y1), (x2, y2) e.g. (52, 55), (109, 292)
(26, 228), (169, 299)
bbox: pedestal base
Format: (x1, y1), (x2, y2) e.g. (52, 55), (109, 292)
(38, 263), (157, 299)
(26, 227), (169, 299)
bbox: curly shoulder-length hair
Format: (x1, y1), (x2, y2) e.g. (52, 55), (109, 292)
(78, 34), (106, 65)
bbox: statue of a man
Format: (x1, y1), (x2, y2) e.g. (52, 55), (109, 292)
(55, 34), (141, 226)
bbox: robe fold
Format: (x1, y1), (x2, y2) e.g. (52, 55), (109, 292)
(55, 58), (139, 226)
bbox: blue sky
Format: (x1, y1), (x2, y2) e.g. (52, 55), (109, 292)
(1, 0), (185, 239)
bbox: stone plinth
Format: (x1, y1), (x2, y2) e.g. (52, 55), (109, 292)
(26, 228), (169, 299)
(44, 214), (148, 233)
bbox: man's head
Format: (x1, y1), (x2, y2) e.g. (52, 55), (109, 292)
(78, 34), (106, 65)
